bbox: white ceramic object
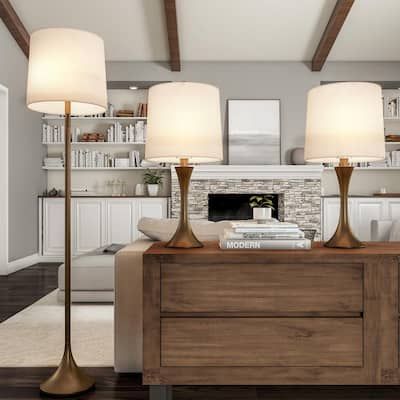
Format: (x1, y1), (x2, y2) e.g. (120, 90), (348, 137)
(253, 207), (272, 221)
(147, 184), (159, 197)
(135, 183), (145, 196)
(291, 147), (305, 165)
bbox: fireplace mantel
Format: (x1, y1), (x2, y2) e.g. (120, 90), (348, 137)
(171, 165), (324, 180)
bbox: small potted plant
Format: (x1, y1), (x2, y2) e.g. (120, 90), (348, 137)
(143, 170), (163, 196)
(249, 195), (275, 222)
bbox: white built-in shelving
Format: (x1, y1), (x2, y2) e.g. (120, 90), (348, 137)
(42, 166), (169, 171)
(43, 142), (145, 146)
(42, 116), (147, 121)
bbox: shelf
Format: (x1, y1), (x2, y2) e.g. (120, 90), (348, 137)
(42, 116), (147, 121)
(43, 167), (169, 171)
(43, 142), (145, 145)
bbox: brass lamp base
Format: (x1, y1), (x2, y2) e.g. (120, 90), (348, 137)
(40, 348), (95, 397)
(325, 159), (364, 249)
(166, 160), (203, 249)
(325, 222), (364, 249)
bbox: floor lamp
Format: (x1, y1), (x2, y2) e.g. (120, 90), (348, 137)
(145, 82), (223, 248)
(304, 82), (385, 248)
(26, 28), (107, 396)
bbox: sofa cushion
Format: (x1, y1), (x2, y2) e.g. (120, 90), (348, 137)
(138, 218), (232, 241)
(58, 254), (115, 291)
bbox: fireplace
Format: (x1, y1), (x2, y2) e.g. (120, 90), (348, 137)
(170, 165), (323, 239)
(208, 193), (279, 222)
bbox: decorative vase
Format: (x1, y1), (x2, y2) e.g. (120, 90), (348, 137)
(291, 147), (305, 165)
(253, 207), (272, 222)
(147, 184), (159, 196)
(135, 183), (146, 196)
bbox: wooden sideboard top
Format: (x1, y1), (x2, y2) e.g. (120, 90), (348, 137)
(144, 240), (400, 257)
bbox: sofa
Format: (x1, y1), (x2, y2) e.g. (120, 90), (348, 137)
(114, 218), (232, 372)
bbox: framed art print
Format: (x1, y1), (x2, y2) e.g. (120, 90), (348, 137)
(228, 99), (281, 165)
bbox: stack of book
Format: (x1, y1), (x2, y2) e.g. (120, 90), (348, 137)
(44, 157), (63, 168)
(220, 221), (311, 250)
(116, 109), (134, 117)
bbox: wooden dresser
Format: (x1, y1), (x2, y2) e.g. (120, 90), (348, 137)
(143, 241), (400, 398)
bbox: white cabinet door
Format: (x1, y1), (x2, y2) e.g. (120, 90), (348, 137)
(42, 198), (65, 256)
(353, 199), (385, 241)
(387, 199), (400, 220)
(106, 199), (135, 244)
(136, 198), (168, 239)
(322, 198), (356, 241)
(73, 199), (106, 255)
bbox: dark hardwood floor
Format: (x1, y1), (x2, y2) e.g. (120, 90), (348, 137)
(0, 263), (59, 322)
(1, 264), (400, 399)
(0, 368), (400, 400)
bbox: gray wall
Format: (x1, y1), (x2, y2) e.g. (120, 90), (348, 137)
(0, 21), (45, 261)
(107, 61), (400, 195)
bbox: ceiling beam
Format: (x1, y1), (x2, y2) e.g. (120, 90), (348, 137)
(311, 0), (354, 71)
(0, 0), (29, 58)
(164, 0), (181, 71)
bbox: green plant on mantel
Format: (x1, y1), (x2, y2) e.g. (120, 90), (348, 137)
(249, 195), (275, 209)
(143, 170), (163, 185)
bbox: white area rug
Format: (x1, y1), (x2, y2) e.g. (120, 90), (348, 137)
(0, 290), (113, 367)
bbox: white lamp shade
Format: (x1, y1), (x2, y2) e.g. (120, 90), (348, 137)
(145, 82), (223, 163)
(27, 28), (107, 115)
(304, 82), (385, 163)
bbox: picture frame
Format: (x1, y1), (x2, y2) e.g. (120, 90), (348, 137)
(228, 99), (281, 165)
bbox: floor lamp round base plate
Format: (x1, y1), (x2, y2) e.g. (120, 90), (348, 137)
(40, 351), (95, 397)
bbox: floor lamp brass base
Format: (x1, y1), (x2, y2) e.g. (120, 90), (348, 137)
(166, 163), (203, 249)
(40, 348), (95, 397)
(324, 162), (364, 249)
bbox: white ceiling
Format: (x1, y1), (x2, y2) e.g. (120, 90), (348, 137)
(329, 0), (400, 61)
(9, 0), (400, 62)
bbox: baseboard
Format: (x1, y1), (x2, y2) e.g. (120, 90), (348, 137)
(6, 253), (40, 275)
(37, 255), (64, 263)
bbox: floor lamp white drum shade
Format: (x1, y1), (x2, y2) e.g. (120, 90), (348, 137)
(27, 28), (107, 115)
(145, 82), (223, 163)
(304, 82), (385, 164)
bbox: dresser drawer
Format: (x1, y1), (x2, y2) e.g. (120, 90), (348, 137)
(161, 263), (363, 313)
(161, 317), (363, 367)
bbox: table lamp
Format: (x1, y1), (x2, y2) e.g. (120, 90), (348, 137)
(27, 28), (107, 396)
(145, 82), (223, 248)
(305, 82), (385, 248)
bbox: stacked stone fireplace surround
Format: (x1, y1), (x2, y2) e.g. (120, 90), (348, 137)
(170, 166), (323, 240)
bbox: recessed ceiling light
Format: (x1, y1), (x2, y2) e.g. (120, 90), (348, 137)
(129, 85), (138, 90)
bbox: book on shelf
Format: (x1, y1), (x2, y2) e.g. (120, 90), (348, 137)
(107, 121), (146, 143)
(136, 103), (147, 117)
(116, 109), (134, 118)
(44, 157), (63, 168)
